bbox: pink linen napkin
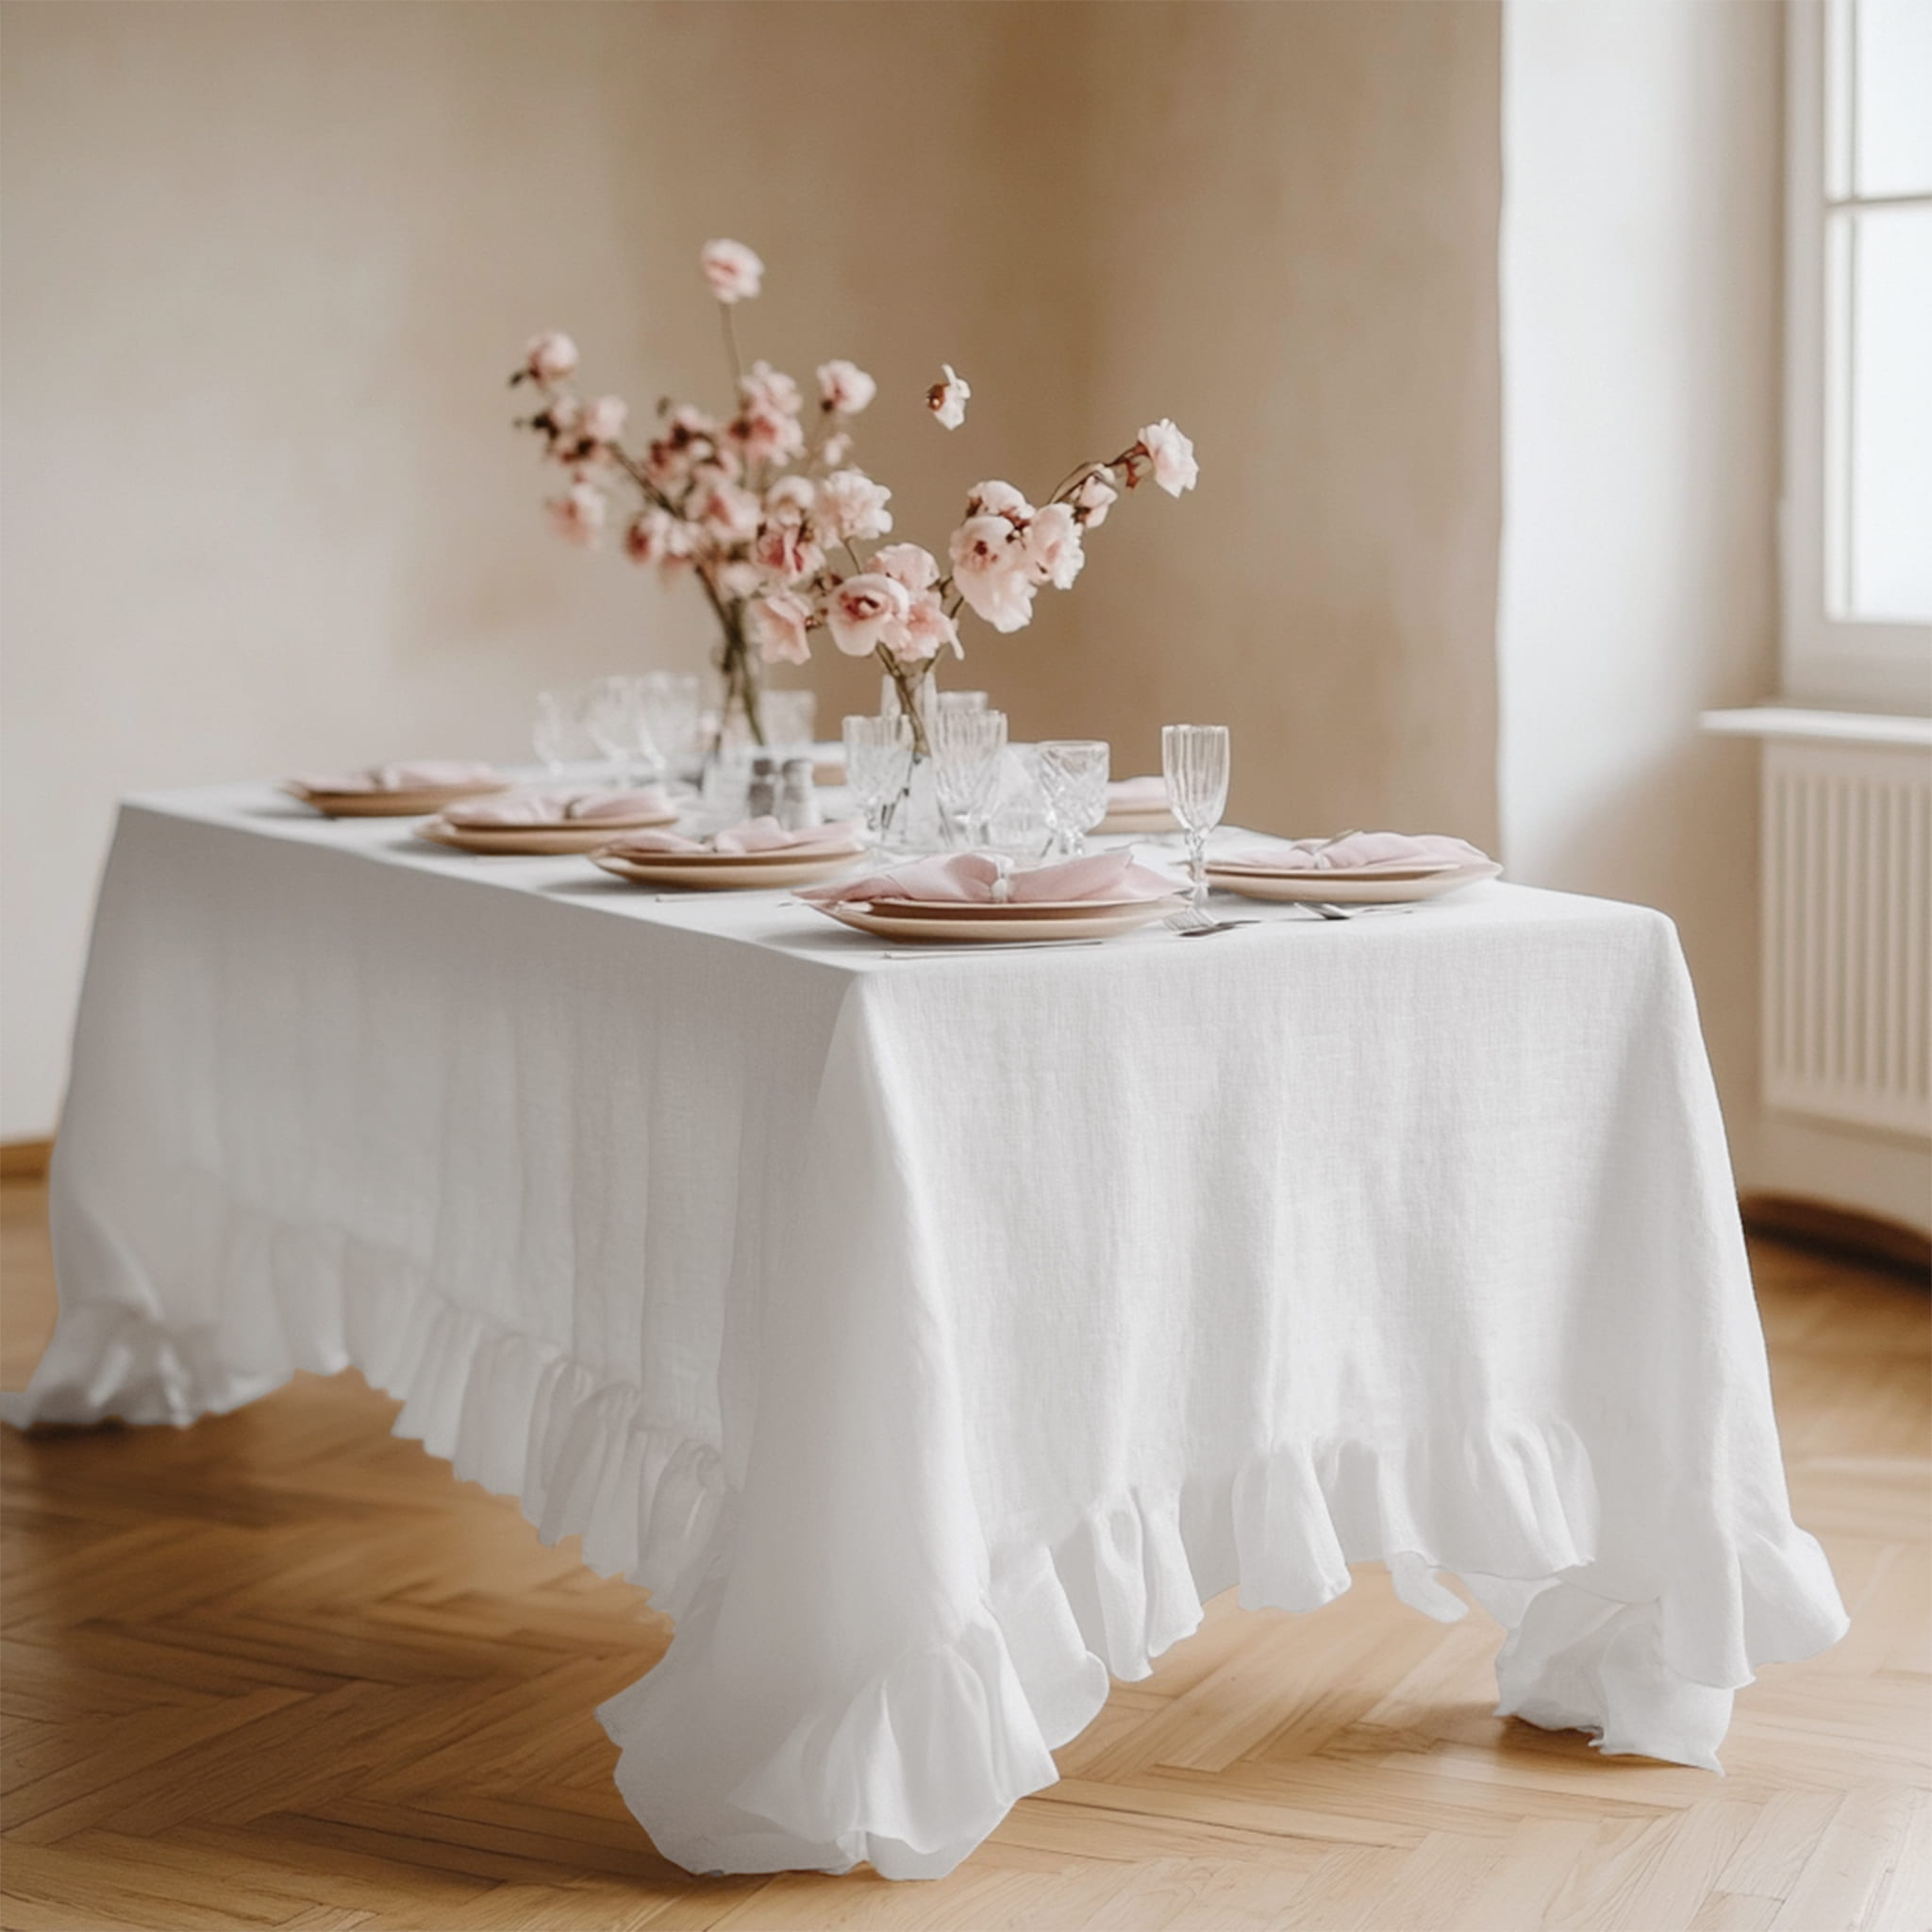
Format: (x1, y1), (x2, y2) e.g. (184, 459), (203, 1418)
(297, 760), (502, 794)
(1107, 776), (1171, 809)
(441, 787), (672, 828)
(603, 817), (864, 858)
(800, 848), (1175, 907)
(1219, 831), (1492, 874)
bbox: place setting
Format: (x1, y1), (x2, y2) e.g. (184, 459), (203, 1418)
(415, 786), (680, 855)
(283, 759), (510, 818)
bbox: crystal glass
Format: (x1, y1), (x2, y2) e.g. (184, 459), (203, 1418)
(842, 713), (915, 857)
(1161, 724), (1231, 912)
(931, 708), (1008, 850)
(640, 671), (703, 781)
(1037, 740), (1110, 858)
(585, 675), (662, 786)
(759, 688), (818, 756)
(533, 686), (599, 781)
(934, 690), (989, 716)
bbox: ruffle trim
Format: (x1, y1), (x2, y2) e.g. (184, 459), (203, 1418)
(604, 1419), (1848, 1876)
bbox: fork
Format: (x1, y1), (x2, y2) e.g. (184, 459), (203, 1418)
(1164, 908), (1259, 938)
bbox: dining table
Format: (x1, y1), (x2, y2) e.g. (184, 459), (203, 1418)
(4, 777), (1848, 1879)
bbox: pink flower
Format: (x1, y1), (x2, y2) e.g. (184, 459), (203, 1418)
(753, 523), (823, 583)
(1024, 503), (1085, 589)
(825, 573), (912, 657)
(749, 591), (814, 665)
(739, 360), (803, 418)
(816, 468), (894, 543)
(890, 592), (962, 662)
(817, 359), (877, 414)
(523, 331), (579, 383)
(701, 238), (764, 304)
(580, 394), (628, 444)
(714, 558), (764, 601)
(821, 431), (853, 467)
(625, 511), (695, 575)
(734, 407), (806, 466)
(1072, 469), (1119, 526)
(927, 363), (971, 430)
(547, 481), (607, 547)
(968, 479), (1034, 524)
(764, 474), (816, 522)
(871, 542), (941, 592)
(692, 476), (761, 543)
(949, 515), (1036, 632)
(1136, 418), (1198, 496)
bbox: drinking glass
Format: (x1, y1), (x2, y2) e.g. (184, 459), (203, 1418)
(1161, 724), (1231, 912)
(1037, 741), (1110, 858)
(640, 671), (702, 781)
(842, 713), (915, 857)
(533, 687), (599, 781)
(585, 675), (662, 786)
(934, 690), (989, 716)
(931, 708), (1008, 849)
(759, 688), (818, 755)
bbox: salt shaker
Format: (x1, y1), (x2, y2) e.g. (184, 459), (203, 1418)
(746, 754), (780, 821)
(778, 757), (821, 831)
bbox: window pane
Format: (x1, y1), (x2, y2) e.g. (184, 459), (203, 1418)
(1854, 0), (1932, 198)
(1844, 204), (1932, 620)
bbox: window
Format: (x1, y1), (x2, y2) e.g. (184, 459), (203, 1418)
(1783, 0), (1932, 709)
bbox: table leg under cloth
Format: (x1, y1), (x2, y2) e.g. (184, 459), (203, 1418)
(6, 788), (1848, 1879)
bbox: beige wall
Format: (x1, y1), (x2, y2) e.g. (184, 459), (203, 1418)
(2, 0), (1505, 1137)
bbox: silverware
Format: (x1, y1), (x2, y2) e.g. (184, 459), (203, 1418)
(1164, 909), (1259, 938)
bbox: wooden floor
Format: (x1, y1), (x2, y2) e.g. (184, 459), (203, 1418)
(2, 1177), (1925, 1932)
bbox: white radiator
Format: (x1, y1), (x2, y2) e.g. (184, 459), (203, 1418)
(1762, 738), (1931, 1139)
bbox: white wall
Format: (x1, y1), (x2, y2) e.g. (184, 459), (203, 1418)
(1498, 0), (1786, 1170)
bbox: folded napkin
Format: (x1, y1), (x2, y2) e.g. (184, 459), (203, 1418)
(441, 787), (672, 828)
(800, 847), (1174, 907)
(604, 816), (864, 858)
(298, 759), (502, 794)
(1219, 831), (1492, 874)
(1107, 775), (1171, 809)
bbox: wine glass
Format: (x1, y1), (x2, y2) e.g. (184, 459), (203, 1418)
(640, 672), (702, 782)
(1161, 724), (1231, 913)
(585, 675), (662, 787)
(533, 687), (598, 782)
(931, 708), (1008, 849)
(842, 713), (915, 858)
(1037, 741), (1110, 858)
(759, 688), (818, 755)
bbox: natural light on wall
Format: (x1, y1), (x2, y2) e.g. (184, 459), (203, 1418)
(1785, 0), (1932, 708)
(1825, 0), (1932, 624)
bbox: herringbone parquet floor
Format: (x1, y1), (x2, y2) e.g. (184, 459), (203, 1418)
(2, 1174), (1926, 1931)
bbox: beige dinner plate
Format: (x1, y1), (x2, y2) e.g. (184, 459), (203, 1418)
(415, 812), (679, 856)
(1097, 806), (1178, 836)
(1205, 860), (1502, 905)
(591, 848), (865, 891)
(867, 895), (1167, 923)
(814, 896), (1186, 944)
(283, 780), (508, 819)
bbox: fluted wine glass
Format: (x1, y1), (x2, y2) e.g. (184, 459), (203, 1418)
(931, 708), (1008, 849)
(1161, 724), (1230, 912)
(842, 713), (915, 858)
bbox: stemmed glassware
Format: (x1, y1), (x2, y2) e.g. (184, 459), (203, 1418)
(1037, 741), (1110, 858)
(533, 688), (599, 782)
(842, 713), (915, 858)
(931, 708), (1008, 850)
(585, 676), (662, 787)
(639, 672), (702, 782)
(1161, 724), (1231, 912)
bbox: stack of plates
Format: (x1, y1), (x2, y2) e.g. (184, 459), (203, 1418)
(1204, 854), (1502, 905)
(592, 843), (864, 891)
(415, 806), (681, 856)
(284, 778), (506, 819)
(812, 894), (1185, 944)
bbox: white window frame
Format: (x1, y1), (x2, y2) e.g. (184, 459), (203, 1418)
(1781, 0), (1932, 713)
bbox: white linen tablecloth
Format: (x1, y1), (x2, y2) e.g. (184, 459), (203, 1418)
(6, 783), (1846, 1878)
